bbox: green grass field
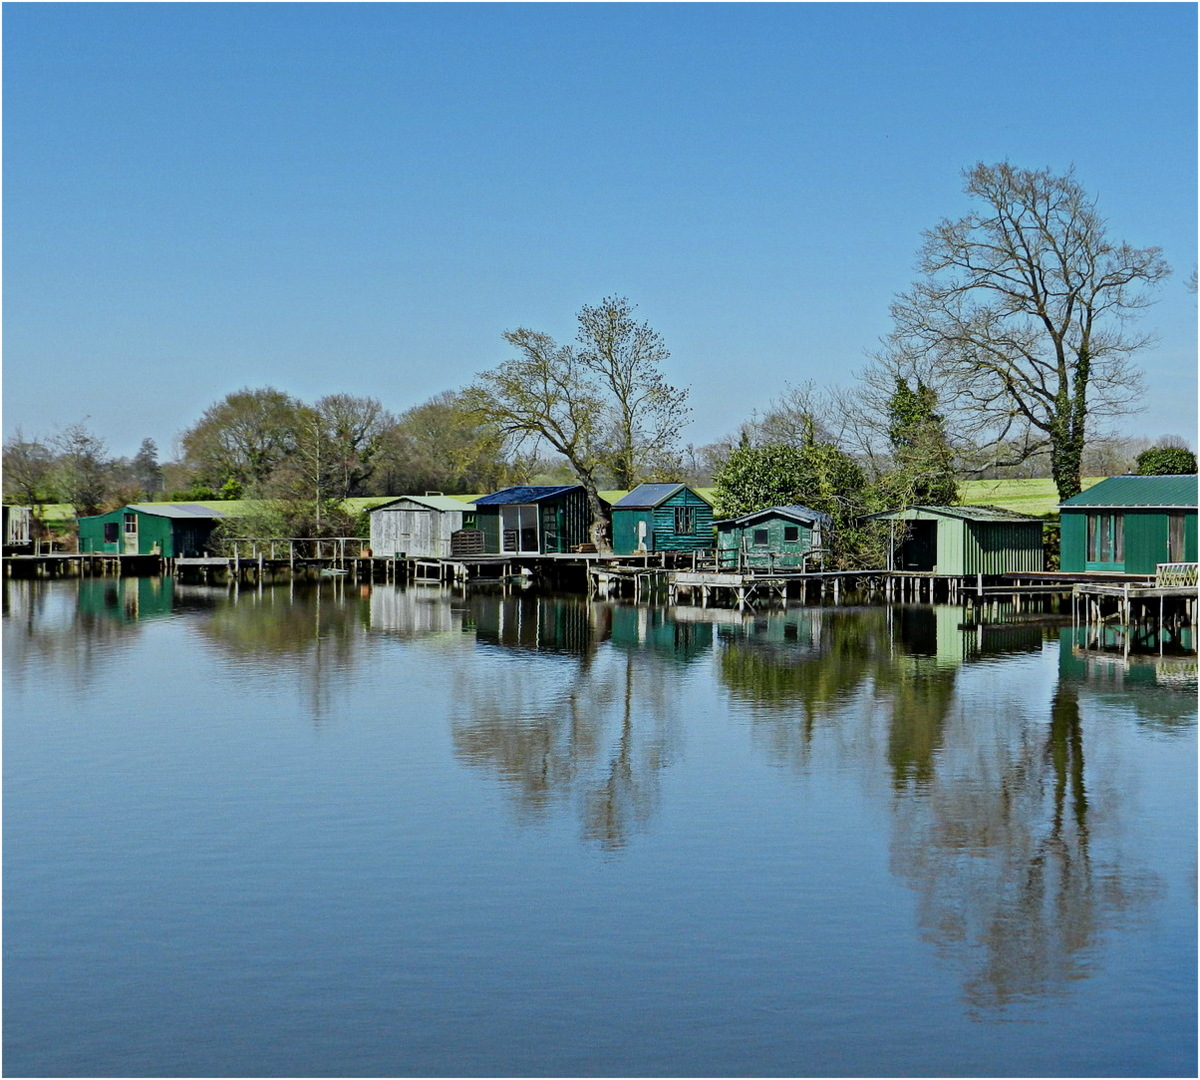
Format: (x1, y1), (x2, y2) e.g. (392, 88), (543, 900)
(31, 477), (1104, 526)
(956, 477), (1103, 517)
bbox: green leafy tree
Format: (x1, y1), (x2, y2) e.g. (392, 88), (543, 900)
(2, 430), (56, 511)
(879, 162), (1169, 501)
(883, 377), (958, 506)
(1135, 446), (1197, 475)
(179, 387), (302, 496)
(373, 390), (508, 495)
(51, 422), (114, 517)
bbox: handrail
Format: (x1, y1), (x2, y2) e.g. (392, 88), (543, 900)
(1156, 562), (1198, 587)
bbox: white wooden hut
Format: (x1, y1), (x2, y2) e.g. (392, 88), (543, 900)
(367, 495), (471, 558)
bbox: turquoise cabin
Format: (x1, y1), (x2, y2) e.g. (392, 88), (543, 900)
(471, 485), (600, 554)
(77, 503), (228, 557)
(715, 506), (831, 571)
(610, 483), (714, 555)
(1058, 475), (1197, 575)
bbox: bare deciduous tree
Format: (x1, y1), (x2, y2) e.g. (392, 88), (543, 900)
(874, 162), (1169, 500)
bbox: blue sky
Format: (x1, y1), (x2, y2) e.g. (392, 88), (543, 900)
(4, 2), (1196, 460)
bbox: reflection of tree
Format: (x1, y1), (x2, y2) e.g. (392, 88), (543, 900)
(451, 596), (678, 850)
(192, 582), (371, 723)
(890, 680), (1158, 1012)
(884, 657), (958, 791)
(3, 579), (158, 692)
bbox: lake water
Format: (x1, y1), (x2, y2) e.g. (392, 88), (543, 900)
(4, 577), (1196, 1078)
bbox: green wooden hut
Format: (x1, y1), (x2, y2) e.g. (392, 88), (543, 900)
(1058, 475), (1197, 575)
(610, 483), (714, 555)
(77, 503), (227, 557)
(864, 505), (1045, 575)
(715, 506), (831, 571)
(471, 485), (600, 554)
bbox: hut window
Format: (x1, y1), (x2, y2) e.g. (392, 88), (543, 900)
(1087, 513), (1124, 563)
(123, 513), (137, 534)
(753, 529), (769, 547)
(104, 522), (119, 543)
(783, 526), (800, 543)
(674, 507), (696, 534)
(1168, 512), (1186, 561)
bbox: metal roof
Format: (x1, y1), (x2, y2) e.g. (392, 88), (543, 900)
(611, 483), (686, 509)
(473, 485), (583, 506)
(1058, 474), (1198, 509)
(716, 505), (832, 528)
(126, 503), (228, 520)
(864, 504), (1042, 523)
(368, 495), (470, 513)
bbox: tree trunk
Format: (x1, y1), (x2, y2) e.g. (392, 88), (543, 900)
(582, 478), (612, 554)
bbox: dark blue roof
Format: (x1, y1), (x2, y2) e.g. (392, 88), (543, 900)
(612, 483), (686, 509)
(473, 485), (583, 506)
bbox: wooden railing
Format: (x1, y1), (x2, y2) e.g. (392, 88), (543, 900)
(215, 537), (366, 565)
(1155, 562), (1198, 587)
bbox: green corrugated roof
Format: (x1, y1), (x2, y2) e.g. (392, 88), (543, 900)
(1058, 475), (1198, 509)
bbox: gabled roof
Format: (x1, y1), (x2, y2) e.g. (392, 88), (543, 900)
(473, 485), (583, 506)
(864, 504), (1042, 523)
(611, 483), (687, 509)
(716, 505), (832, 528)
(126, 503), (228, 520)
(1058, 474), (1198, 509)
(368, 495), (470, 513)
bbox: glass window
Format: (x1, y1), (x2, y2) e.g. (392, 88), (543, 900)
(1168, 512), (1185, 561)
(753, 529), (769, 547)
(123, 513), (137, 534)
(104, 522), (119, 543)
(783, 526), (800, 543)
(674, 507), (695, 535)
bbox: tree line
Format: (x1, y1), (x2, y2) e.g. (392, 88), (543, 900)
(5, 163), (1194, 555)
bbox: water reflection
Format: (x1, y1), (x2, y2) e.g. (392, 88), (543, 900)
(447, 594), (680, 850)
(4, 579), (1193, 1016)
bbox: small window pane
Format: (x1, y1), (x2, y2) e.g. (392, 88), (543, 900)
(753, 529), (769, 547)
(783, 526), (800, 543)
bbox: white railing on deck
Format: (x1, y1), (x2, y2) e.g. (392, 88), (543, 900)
(1156, 562), (1198, 587)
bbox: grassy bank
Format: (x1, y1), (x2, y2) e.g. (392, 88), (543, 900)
(30, 477), (1106, 527)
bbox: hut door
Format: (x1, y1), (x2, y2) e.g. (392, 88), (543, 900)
(122, 512), (139, 554)
(903, 520), (936, 571)
(501, 505), (539, 552)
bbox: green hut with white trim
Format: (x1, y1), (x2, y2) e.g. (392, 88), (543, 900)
(1058, 475), (1197, 575)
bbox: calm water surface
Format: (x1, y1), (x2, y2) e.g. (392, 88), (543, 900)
(4, 578), (1196, 1078)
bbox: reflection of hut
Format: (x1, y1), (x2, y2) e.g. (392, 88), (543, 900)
(1058, 475), (1197, 575)
(367, 495), (471, 558)
(864, 505), (1044, 575)
(77, 504), (227, 557)
(611, 484), (714, 554)
(472, 486), (600, 554)
(715, 506), (830, 571)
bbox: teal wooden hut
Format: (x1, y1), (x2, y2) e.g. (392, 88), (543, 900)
(471, 485), (600, 554)
(715, 506), (831, 571)
(610, 483), (714, 555)
(864, 505), (1044, 575)
(1058, 475), (1197, 575)
(77, 503), (228, 557)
